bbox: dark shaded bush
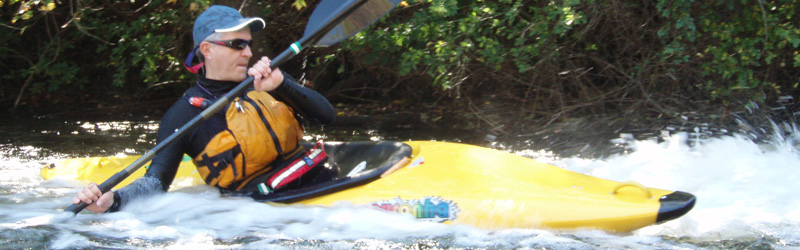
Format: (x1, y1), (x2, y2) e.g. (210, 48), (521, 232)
(2, 0), (798, 128)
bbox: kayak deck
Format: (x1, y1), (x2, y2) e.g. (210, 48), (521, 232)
(250, 141), (413, 203)
(298, 141), (694, 231)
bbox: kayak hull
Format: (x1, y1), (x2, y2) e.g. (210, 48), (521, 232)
(41, 141), (694, 232)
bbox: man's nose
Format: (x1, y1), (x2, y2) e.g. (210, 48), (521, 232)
(242, 45), (253, 57)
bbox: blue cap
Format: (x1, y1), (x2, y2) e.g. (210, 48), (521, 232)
(192, 5), (265, 46)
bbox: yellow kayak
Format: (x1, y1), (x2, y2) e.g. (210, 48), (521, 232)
(41, 141), (694, 232)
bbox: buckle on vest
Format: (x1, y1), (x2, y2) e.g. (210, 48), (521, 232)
(234, 100), (245, 113)
(257, 183), (273, 194)
(302, 156), (314, 166)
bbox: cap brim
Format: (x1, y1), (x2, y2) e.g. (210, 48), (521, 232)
(215, 17), (266, 33)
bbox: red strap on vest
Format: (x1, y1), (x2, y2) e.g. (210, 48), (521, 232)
(266, 142), (328, 191)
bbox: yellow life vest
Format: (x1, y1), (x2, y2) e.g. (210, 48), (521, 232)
(193, 90), (303, 190)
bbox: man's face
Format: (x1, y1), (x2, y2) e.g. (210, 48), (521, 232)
(201, 29), (253, 82)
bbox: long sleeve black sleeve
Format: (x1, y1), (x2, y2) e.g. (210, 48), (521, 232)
(107, 100), (195, 212)
(271, 74), (336, 125)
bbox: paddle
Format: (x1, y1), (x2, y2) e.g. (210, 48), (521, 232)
(66, 0), (402, 214)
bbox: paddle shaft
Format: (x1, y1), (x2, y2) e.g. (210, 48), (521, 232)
(65, 0), (370, 214)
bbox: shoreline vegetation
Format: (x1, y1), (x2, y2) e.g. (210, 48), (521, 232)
(2, 0), (799, 154)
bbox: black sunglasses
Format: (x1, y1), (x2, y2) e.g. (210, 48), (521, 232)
(208, 39), (252, 50)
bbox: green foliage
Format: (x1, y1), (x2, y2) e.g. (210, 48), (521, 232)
(1, 0), (207, 108)
(92, 5), (194, 87)
(342, 0), (588, 90)
(2, 0), (799, 113)
(332, 0), (799, 105)
(657, 0), (800, 97)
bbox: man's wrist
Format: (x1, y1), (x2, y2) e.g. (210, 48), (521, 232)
(106, 192), (121, 213)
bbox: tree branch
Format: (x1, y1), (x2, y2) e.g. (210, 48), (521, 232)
(68, 0), (116, 45)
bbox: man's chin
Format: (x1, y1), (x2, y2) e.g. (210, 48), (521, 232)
(217, 75), (246, 82)
(228, 71), (248, 82)
(234, 69), (249, 81)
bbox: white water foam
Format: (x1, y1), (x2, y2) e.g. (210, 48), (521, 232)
(556, 132), (800, 244)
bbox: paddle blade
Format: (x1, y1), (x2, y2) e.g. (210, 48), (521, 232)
(306, 0), (402, 47)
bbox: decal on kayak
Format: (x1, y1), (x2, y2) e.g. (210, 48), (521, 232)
(347, 161), (367, 177)
(407, 156), (424, 168)
(371, 196), (460, 223)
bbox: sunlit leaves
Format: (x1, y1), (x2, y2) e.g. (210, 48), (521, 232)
(292, 0), (307, 10)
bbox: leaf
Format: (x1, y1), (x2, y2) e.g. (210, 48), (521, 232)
(292, 0), (307, 10)
(790, 36), (800, 48)
(794, 54), (800, 67)
(39, 2), (55, 11)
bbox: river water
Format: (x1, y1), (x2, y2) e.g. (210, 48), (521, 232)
(1, 113), (799, 249)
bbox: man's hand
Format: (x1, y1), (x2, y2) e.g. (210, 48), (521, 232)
(73, 182), (114, 213)
(249, 56), (284, 92)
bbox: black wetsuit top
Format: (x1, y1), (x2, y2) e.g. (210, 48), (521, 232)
(108, 73), (335, 212)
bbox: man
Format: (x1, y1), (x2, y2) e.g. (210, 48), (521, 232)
(73, 5), (336, 213)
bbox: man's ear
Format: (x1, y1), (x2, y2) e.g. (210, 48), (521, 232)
(199, 42), (213, 61)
